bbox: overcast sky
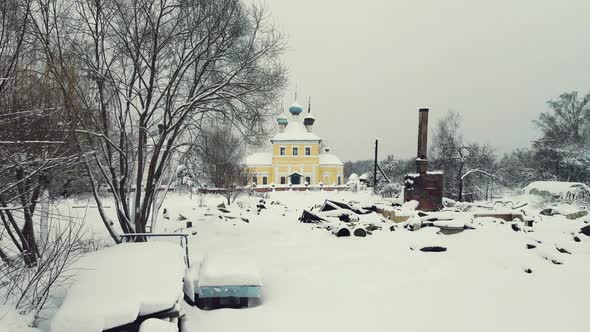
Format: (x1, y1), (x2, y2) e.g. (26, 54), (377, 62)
(261, 0), (590, 162)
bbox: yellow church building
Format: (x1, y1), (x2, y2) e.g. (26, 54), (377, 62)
(245, 102), (344, 187)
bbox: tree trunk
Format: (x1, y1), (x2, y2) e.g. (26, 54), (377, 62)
(0, 209), (23, 252)
(39, 189), (50, 249)
(457, 161), (465, 202)
(458, 177), (463, 202)
(0, 247), (9, 264)
(83, 158), (121, 244)
(12, 169), (39, 266)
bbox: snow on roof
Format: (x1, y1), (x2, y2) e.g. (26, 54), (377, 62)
(51, 242), (185, 332)
(199, 253), (262, 287)
(319, 153), (343, 166)
(245, 152), (272, 166)
(524, 181), (590, 196)
(271, 120), (320, 142)
(358, 173), (369, 180)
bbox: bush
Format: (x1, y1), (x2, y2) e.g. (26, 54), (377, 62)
(1, 220), (85, 318)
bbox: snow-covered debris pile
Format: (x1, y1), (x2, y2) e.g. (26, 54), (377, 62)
(524, 181), (590, 202)
(540, 204), (588, 220)
(299, 199), (385, 236)
(51, 242), (185, 332)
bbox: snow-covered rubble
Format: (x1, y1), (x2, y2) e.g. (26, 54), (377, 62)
(170, 190), (589, 332)
(50, 242), (185, 332)
(24, 189), (590, 332)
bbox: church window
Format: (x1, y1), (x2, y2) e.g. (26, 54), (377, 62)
(280, 147), (286, 155)
(305, 147), (311, 155)
(252, 176), (257, 184)
(293, 147), (299, 156)
(305, 176), (311, 184)
(280, 176), (286, 184)
(263, 176), (268, 185)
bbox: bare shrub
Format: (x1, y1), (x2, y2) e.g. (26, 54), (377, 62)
(0, 218), (84, 316)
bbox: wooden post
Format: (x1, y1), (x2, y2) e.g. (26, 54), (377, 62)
(373, 139), (378, 192)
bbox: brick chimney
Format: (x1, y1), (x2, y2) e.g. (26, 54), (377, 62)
(416, 108), (429, 173)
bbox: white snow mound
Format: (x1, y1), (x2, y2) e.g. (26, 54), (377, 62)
(199, 253), (262, 287)
(50, 242), (185, 332)
(139, 318), (178, 332)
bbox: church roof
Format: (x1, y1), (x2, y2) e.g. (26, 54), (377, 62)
(319, 153), (343, 166)
(245, 152), (272, 166)
(271, 120), (320, 142)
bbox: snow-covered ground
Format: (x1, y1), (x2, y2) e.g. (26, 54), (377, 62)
(168, 190), (589, 332)
(3, 190), (590, 332)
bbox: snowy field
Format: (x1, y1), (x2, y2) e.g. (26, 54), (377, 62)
(4, 190), (590, 332)
(173, 191), (589, 332)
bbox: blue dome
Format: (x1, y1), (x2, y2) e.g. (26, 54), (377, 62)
(289, 102), (303, 115)
(277, 117), (288, 125)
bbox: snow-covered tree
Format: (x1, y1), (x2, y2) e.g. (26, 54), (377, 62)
(194, 124), (248, 205)
(365, 155), (412, 197)
(497, 148), (552, 187)
(533, 91), (590, 183)
(431, 111), (499, 200)
(0, 0), (83, 266)
(343, 159), (372, 179)
(31, 0), (287, 242)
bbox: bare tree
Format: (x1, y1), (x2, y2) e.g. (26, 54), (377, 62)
(0, 72), (79, 266)
(0, 0), (82, 266)
(0, 0), (31, 94)
(195, 124), (248, 205)
(1, 215), (85, 315)
(432, 111), (498, 201)
(31, 0), (286, 241)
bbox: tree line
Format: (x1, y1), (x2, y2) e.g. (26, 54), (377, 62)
(345, 91), (590, 201)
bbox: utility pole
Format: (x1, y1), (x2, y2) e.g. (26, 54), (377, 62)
(373, 139), (378, 192)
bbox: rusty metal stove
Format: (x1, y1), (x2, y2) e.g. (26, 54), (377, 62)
(403, 108), (443, 211)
